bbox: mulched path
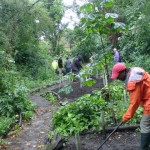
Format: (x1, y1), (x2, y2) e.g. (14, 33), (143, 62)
(3, 77), (141, 150)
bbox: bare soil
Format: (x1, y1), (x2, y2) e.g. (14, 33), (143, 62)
(4, 77), (140, 150)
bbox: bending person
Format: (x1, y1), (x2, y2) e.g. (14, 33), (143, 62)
(111, 63), (150, 150)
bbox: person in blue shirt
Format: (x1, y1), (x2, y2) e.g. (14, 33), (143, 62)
(64, 57), (72, 74)
(113, 48), (121, 63)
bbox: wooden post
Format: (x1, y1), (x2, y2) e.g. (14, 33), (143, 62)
(101, 111), (106, 139)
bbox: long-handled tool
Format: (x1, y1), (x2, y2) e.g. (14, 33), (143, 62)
(97, 121), (123, 150)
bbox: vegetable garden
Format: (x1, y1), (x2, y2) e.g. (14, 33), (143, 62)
(1, 0), (150, 149)
(3, 75), (141, 150)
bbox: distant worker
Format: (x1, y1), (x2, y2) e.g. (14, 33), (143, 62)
(51, 60), (58, 73)
(64, 57), (72, 74)
(77, 54), (84, 63)
(111, 63), (150, 150)
(113, 48), (121, 63)
(71, 55), (82, 74)
(58, 56), (63, 74)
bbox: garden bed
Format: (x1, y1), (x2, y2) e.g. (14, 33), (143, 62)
(50, 77), (141, 150)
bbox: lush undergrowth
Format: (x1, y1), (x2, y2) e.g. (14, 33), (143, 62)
(23, 75), (57, 91)
(0, 67), (57, 137)
(0, 117), (15, 136)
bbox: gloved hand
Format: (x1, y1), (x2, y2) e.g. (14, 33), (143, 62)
(122, 115), (130, 122)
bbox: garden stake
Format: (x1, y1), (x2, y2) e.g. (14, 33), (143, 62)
(97, 121), (123, 150)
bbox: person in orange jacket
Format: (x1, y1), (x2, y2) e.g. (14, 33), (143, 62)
(111, 63), (150, 150)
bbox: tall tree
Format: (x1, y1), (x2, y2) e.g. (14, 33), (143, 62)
(0, 0), (53, 76)
(44, 0), (66, 54)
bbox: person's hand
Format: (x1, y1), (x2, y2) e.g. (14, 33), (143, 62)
(122, 115), (130, 122)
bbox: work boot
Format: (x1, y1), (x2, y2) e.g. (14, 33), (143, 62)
(141, 133), (150, 150)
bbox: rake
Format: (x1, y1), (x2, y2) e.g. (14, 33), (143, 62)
(97, 121), (123, 150)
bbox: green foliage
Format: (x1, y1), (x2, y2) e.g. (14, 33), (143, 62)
(58, 85), (73, 96)
(0, 86), (36, 118)
(23, 111), (34, 120)
(15, 46), (43, 76)
(0, 116), (15, 135)
(22, 74), (57, 90)
(82, 78), (96, 87)
(127, 54), (150, 72)
(45, 0), (65, 54)
(51, 94), (107, 137)
(101, 83), (124, 102)
(69, 27), (100, 62)
(0, 0), (59, 79)
(0, 69), (36, 118)
(80, 0), (127, 35)
(0, 71), (36, 134)
(41, 92), (57, 103)
(115, 0), (150, 63)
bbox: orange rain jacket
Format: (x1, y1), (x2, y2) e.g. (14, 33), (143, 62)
(122, 67), (150, 122)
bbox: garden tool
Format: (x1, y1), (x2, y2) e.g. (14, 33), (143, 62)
(97, 121), (123, 150)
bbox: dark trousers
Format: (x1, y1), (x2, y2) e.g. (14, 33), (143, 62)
(141, 133), (150, 150)
(66, 68), (71, 74)
(140, 115), (150, 150)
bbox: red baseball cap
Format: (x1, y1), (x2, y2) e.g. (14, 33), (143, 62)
(111, 63), (126, 79)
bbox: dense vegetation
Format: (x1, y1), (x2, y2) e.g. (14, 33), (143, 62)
(0, 0), (150, 146)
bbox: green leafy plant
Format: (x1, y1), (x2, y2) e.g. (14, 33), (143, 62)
(101, 82), (124, 102)
(58, 85), (73, 96)
(0, 83), (36, 118)
(22, 111), (34, 120)
(0, 116), (15, 136)
(41, 92), (57, 103)
(51, 93), (107, 138)
(82, 78), (96, 87)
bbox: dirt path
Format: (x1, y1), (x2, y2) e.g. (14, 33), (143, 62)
(5, 90), (58, 150)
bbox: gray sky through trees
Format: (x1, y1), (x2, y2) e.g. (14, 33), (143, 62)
(62, 0), (85, 29)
